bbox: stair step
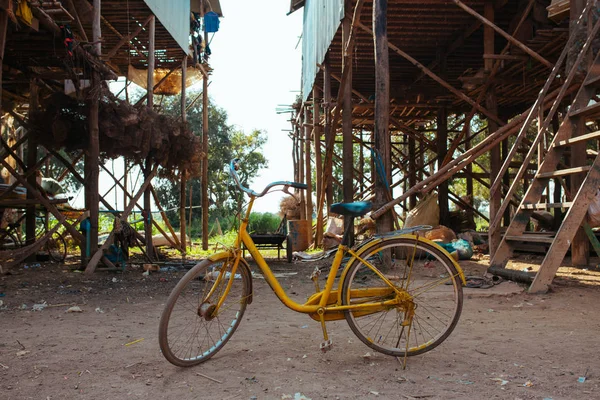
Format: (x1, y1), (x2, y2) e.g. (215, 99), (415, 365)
(569, 102), (600, 119)
(584, 72), (600, 87)
(505, 234), (555, 244)
(555, 130), (600, 147)
(521, 202), (573, 210)
(537, 166), (591, 179)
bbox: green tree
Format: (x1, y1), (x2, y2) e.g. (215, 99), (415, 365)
(154, 92), (267, 233)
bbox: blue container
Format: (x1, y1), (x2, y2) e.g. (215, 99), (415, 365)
(204, 11), (219, 33)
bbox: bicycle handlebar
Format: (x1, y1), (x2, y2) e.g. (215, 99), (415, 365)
(229, 159), (307, 198)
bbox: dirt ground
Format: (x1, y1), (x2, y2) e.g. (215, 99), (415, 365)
(2, 253), (600, 400)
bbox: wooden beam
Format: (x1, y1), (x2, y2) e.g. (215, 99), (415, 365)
(201, 33), (209, 251)
(65, 0), (88, 42)
(356, 20), (504, 126)
(453, 0), (553, 69)
(104, 15), (152, 59)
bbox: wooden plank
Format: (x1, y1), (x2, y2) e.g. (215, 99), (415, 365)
(556, 130), (600, 146)
(505, 235), (555, 243)
(569, 101), (600, 118)
(521, 202), (573, 210)
(537, 166), (591, 178)
(483, 53), (529, 61)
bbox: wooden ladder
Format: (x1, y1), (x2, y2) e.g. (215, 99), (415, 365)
(489, 19), (600, 292)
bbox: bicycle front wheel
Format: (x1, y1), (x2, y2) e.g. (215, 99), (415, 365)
(159, 256), (252, 367)
(342, 237), (463, 357)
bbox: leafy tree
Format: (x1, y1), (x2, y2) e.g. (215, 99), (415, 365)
(154, 92), (267, 232)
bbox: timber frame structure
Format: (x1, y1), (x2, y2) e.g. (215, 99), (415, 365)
(290, 0), (600, 292)
(0, 0), (219, 273)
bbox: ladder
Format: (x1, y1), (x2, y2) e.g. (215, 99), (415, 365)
(489, 13), (600, 293)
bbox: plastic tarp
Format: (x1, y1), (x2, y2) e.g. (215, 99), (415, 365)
(127, 65), (204, 95)
(301, 0), (344, 101)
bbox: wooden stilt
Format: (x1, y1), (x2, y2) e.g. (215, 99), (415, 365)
(201, 28), (209, 251)
(26, 81), (38, 247)
(437, 107), (449, 226)
(373, 0), (393, 235)
(299, 109), (306, 220)
(180, 56), (188, 254)
(342, 15), (354, 244)
(144, 15), (155, 260)
(305, 101), (313, 245)
(313, 87), (323, 247)
(323, 59), (333, 215)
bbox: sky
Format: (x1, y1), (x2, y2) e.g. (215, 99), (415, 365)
(76, 2), (303, 215)
(206, 1), (303, 213)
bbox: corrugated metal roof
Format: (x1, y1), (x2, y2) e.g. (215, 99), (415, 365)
(301, 0), (344, 101)
(144, 0), (190, 53)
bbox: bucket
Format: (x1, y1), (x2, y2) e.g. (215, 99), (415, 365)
(287, 219), (310, 252)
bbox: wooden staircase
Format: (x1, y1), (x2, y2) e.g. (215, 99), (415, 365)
(489, 10), (600, 293)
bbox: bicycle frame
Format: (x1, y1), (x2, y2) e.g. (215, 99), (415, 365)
(211, 194), (466, 319)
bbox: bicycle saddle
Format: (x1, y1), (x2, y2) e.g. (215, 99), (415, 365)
(330, 201), (372, 217)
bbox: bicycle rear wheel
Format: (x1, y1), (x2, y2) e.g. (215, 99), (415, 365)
(46, 232), (67, 262)
(159, 256), (252, 367)
(342, 237), (463, 357)
(0, 230), (19, 250)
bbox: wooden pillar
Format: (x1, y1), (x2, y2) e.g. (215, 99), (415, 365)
(465, 122), (474, 226)
(501, 138), (511, 226)
(84, 0), (101, 258)
(144, 14), (155, 259)
(484, 0), (501, 256)
(373, 0), (393, 234)
(408, 135), (417, 208)
(323, 59), (333, 215)
(437, 107), (449, 226)
(180, 56), (187, 253)
(201, 27), (209, 251)
(305, 101), (313, 245)
(0, 9), (7, 114)
(569, 0), (589, 265)
(313, 87), (323, 246)
(26, 82), (39, 246)
(342, 16), (354, 242)
(359, 130), (365, 192)
(298, 110), (306, 220)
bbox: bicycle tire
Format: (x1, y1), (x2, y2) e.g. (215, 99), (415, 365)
(46, 232), (67, 262)
(0, 231), (19, 251)
(341, 237), (463, 357)
(159, 256), (252, 367)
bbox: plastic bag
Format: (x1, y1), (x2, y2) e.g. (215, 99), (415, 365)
(437, 239), (473, 260)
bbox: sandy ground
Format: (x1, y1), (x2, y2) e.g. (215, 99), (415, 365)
(1, 254), (600, 400)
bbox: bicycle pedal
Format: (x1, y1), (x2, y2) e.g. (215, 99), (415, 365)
(319, 339), (333, 352)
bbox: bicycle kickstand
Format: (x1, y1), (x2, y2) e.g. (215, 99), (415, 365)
(317, 308), (333, 352)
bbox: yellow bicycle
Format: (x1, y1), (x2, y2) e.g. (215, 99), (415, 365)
(158, 159), (466, 367)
